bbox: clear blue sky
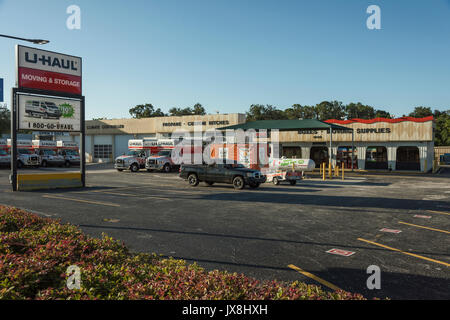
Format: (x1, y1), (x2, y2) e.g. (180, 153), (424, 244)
(1, 0), (449, 120)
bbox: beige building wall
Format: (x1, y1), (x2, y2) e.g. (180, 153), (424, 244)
(278, 120), (434, 143)
(82, 113), (246, 136)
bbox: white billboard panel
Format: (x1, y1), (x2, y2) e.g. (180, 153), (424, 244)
(18, 93), (81, 132)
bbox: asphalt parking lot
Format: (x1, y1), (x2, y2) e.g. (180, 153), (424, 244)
(0, 164), (449, 299)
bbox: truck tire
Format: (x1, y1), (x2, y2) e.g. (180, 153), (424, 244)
(233, 176), (245, 190)
(188, 173), (199, 187)
(163, 164), (171, 173)
(65, 161), (71, 168)
(289, 180), (297, 186)
(130, 163), (139, 172)
(248, 182), (260, 189)
(273, 177), (280, 185)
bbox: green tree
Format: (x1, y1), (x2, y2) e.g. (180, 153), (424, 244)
(374, 109), (392, 118)
(284, 104), (317, 119)
(129, 104), (166, 119)
(246, 104), (286, 122)
(434, 109), (450, 146)
(315, 101), (345, 120)
(408, 106), (433, 118)
(192, 103), (206, 115)
(345, 102), (376, 119)
(0, 107), (10, 134)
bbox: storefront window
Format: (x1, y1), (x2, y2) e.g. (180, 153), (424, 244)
(337, 146), (358, 169)
(396, 147), (420, 170)
(310, 146), (329, 168)
(365, 146), (388, 169)
(282, 146), (302, 159)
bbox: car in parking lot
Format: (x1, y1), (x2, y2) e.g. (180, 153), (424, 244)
(179, 162), (266, 190)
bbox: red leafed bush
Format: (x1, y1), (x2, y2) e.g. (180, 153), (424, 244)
(0, 206), (366, 300)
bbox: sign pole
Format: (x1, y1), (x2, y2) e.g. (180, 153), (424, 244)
(10, 88), (17, 191)
(80, 96), (86, 187)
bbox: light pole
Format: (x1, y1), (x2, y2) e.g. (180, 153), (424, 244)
(0, 34), (49, 45)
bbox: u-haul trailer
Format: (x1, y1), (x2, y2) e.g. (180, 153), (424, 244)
(57, 141), (80, 167)
(32, 140), (65, 167)
(210, 142), (315, 185)
(7, 139), (40, 168)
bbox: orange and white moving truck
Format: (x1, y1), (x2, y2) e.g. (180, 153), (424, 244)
(32, 140), (65, 167)
(57, 141), (80, 167)
(7, 139), (40, 168)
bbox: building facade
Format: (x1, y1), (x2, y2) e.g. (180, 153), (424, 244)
(67, 114), (434, 171)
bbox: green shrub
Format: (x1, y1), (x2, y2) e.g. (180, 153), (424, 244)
(0, 206), (366, 300)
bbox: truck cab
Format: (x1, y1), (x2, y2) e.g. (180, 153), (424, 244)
(115, 149), (149, 172)
(32, 140), (65, 167)
(145, 149), (178, 173)
(57, 141), (80, 167)
(7, 139), (40, 168)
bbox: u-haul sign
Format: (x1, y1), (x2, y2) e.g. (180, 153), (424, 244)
(16, 45), (82, 95)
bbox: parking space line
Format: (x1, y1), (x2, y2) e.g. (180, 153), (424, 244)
(427, 210), (450, 216)
(287, 264), (342, 291)
(98, 191), (172, 201)
(357, 238), (450, 267)
(42, 195), (121, 207)
(398, 221), (450, 235)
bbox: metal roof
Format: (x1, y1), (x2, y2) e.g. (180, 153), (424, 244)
(218, 119), (353, 131)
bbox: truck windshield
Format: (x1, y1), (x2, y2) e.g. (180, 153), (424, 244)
(64, 150), (79, 156)
(42, 150), (56, 156)
(127, 151), (140, 156)
(157, 151), (171, 157)
(18, 149), (32, 155)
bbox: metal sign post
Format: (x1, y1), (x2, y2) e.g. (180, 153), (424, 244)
(10, 88), (18, 191)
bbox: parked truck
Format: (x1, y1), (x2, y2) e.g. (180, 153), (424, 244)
(179, 162), (266, 190)
(32, 140), (65, 167)
(57, 141), (80, 167)
(114, 139), (157, 172)
(7, 139), (41, 168)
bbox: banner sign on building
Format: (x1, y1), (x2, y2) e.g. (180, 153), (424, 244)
(0, 78), (3, 102)
(16, 45), (82, 95)
(17, 93), (81, 132)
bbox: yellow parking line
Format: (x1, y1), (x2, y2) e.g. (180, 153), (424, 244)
(399, 221), (450, 235)
(357, 238), (450, 267)
(427, 210), (450, 216)
(288, 264), (342, 291)
(42, 195), (120, 207)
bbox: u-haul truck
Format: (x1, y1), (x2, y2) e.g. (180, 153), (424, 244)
(145, 139), (178, 173)
(7, 139), (41, 168)
(114, 139), (158, 172)
(57, 141), (80, 167)
(0, 139), (11, 167)
(32, 140), (65, 167)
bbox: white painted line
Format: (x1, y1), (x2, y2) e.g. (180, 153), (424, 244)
(413, 215), (432, 219)
(326, 248), (355, 257)
(379, 228), (402, 234)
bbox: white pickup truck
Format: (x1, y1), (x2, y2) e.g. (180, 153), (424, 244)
(145, 150), (179, 173)
(7, 139), (41, 168)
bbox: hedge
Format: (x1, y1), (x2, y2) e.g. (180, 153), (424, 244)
(0, 206), (366, 300)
